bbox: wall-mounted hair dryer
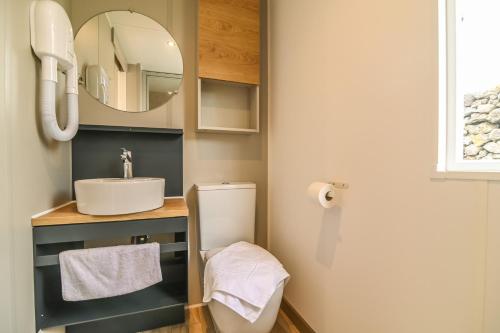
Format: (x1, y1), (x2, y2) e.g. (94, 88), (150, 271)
(30, 0), (78, 141)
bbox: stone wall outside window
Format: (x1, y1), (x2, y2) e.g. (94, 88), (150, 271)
(463, 86), (500, 159)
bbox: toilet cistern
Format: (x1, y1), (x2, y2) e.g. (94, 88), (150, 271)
(121, 148), (133, 179)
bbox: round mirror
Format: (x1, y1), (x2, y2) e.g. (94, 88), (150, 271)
(74, 11), (183, 112)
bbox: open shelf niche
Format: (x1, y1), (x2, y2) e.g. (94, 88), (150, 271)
(197, 78), (259, 134)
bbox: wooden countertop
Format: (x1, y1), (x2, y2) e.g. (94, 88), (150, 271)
(32, 198), (189, 227)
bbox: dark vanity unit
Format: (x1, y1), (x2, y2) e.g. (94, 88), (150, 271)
(32, 200), (189, 333)
(32, 125), (187, 333)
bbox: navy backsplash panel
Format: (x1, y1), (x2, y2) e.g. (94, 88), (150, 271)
(72, 125), (183, 198)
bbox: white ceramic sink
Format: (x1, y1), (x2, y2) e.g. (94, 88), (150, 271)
(74, 177), (165, 215)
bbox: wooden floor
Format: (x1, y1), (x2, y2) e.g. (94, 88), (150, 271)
(140, 305), (300, 333)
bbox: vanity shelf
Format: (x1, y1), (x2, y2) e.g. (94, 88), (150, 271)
(32, 198), (189, 333)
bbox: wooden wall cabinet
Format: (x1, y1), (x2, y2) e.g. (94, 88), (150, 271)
(198, 0), (260, 85)
(197, 0), (261, 134)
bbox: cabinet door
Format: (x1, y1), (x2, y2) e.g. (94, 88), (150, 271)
(198, 0), (260, 85)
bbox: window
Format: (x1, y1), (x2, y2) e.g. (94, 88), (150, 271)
(439, 0), (500, 172)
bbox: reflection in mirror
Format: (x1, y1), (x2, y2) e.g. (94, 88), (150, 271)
(142, 71), (182, 110)
(74, 11), (183, 113)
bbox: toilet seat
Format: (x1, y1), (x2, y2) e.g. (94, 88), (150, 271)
(200, 247), (226, 262)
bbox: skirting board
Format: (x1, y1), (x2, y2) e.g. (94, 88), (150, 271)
(280, 298), (316, 333)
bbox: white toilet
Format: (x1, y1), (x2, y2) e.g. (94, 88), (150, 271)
(197, 182), (285, 333)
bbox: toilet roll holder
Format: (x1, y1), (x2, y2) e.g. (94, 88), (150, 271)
(330, 182), (349, 189)
(326, 181), (349, 200)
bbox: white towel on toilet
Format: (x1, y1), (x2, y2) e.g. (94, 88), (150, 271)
(203, 241), (290, 323)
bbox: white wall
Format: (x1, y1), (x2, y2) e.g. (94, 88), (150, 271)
(1, 0), (73, 332)
(269, 0), (490, 332)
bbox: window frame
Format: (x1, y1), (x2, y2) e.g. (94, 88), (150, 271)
(437, 0), (500, 177)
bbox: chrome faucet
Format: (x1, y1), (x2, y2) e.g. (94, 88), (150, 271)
(120, 148), (133, 179)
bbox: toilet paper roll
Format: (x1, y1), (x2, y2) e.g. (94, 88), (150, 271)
(307, 182), (336, 208)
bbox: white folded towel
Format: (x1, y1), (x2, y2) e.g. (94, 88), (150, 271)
(203, 241), (290, 323)
(59, 243), (162, 301)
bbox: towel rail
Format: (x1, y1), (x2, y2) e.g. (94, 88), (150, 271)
(34, 242), (188, 267)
